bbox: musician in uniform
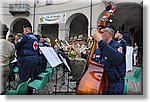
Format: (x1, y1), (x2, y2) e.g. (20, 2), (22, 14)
(71, 35), (87, 59)
(73, 36), (78, 45)
(67, 36), (78, 59)
(35, 34), (49, 73)
(15, 26), (40, 83)
(68, 36), (74, 46)
(15, 33), (23, 43)
(93, 27), (126, 95)
(69, 35), (87, 81)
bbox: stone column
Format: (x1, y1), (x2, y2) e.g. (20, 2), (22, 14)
(58, 23), (70, 41)
(88, 26), (96, 37)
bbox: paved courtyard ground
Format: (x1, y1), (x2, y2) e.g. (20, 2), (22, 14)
(5, 66), (143, 95)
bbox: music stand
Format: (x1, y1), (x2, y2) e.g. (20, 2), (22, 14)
(39, 47), (63, 94)
(39, 47), (76, 94)
(56, 54), (75, 94)
(39, 47), (62, 68)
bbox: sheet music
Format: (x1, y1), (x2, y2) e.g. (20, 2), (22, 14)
(58, 54), (71, 72)
(39, 47), (62, 68)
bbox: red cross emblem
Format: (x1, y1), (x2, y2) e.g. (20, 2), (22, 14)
(117, 46), (123, 54)
(33, 41), (38, 50)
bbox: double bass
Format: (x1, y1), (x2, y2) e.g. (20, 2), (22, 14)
(77, 2), (117, 95)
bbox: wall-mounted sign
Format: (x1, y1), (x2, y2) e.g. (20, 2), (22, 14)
(39, 13), (66, 24)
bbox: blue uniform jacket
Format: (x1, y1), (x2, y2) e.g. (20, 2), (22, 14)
(15, 33), (39, 58)
(98, 40), (126, 82)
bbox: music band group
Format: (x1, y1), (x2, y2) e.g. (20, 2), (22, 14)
(0, 2), (129, 95)
(0, 23), (127, 95)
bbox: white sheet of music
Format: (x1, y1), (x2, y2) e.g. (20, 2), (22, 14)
(58, 54), (71, 72)
(39, 47), (62, 68)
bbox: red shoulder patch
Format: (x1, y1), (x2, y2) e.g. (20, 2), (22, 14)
(117, 46), (123, 53)
(33, 41), (38, 50)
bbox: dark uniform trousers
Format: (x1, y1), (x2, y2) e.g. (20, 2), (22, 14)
(18, 56), (39, 83)
(37, 56), (47, 73)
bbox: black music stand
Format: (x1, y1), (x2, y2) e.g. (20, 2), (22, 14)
(54, 53), (75, 94)
(39, 47), (63, 94)
(39, 47), (75, 94)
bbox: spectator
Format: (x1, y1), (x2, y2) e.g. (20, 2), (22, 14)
(8, 35), (15, 45)
(0, 23), (15, 94)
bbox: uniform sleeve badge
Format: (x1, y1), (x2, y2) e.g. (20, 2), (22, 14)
(117, 46), (123, 53)
(33, 41), (39, 50)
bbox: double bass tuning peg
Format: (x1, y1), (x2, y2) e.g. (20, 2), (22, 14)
(102, 16), (113, 23)
(106, 3), (111, 11)
(102, 16), (107, 20)
(109, 19), (113, 23)
(108, 10), (113, 15)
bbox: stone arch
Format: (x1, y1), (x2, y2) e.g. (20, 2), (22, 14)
(97, 2), (142, 46)
(65, 13), (89, 40)
(10, 18), (31, 35)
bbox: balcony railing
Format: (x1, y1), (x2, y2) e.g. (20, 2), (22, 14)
(9, 4), (30, 16)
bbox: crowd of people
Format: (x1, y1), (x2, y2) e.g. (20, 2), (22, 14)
(0, 22), (141, 95)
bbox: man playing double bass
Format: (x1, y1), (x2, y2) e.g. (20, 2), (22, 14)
(93, 27), (126, 95)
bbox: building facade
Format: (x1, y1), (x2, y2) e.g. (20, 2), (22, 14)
(0, 0), (142, 46)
